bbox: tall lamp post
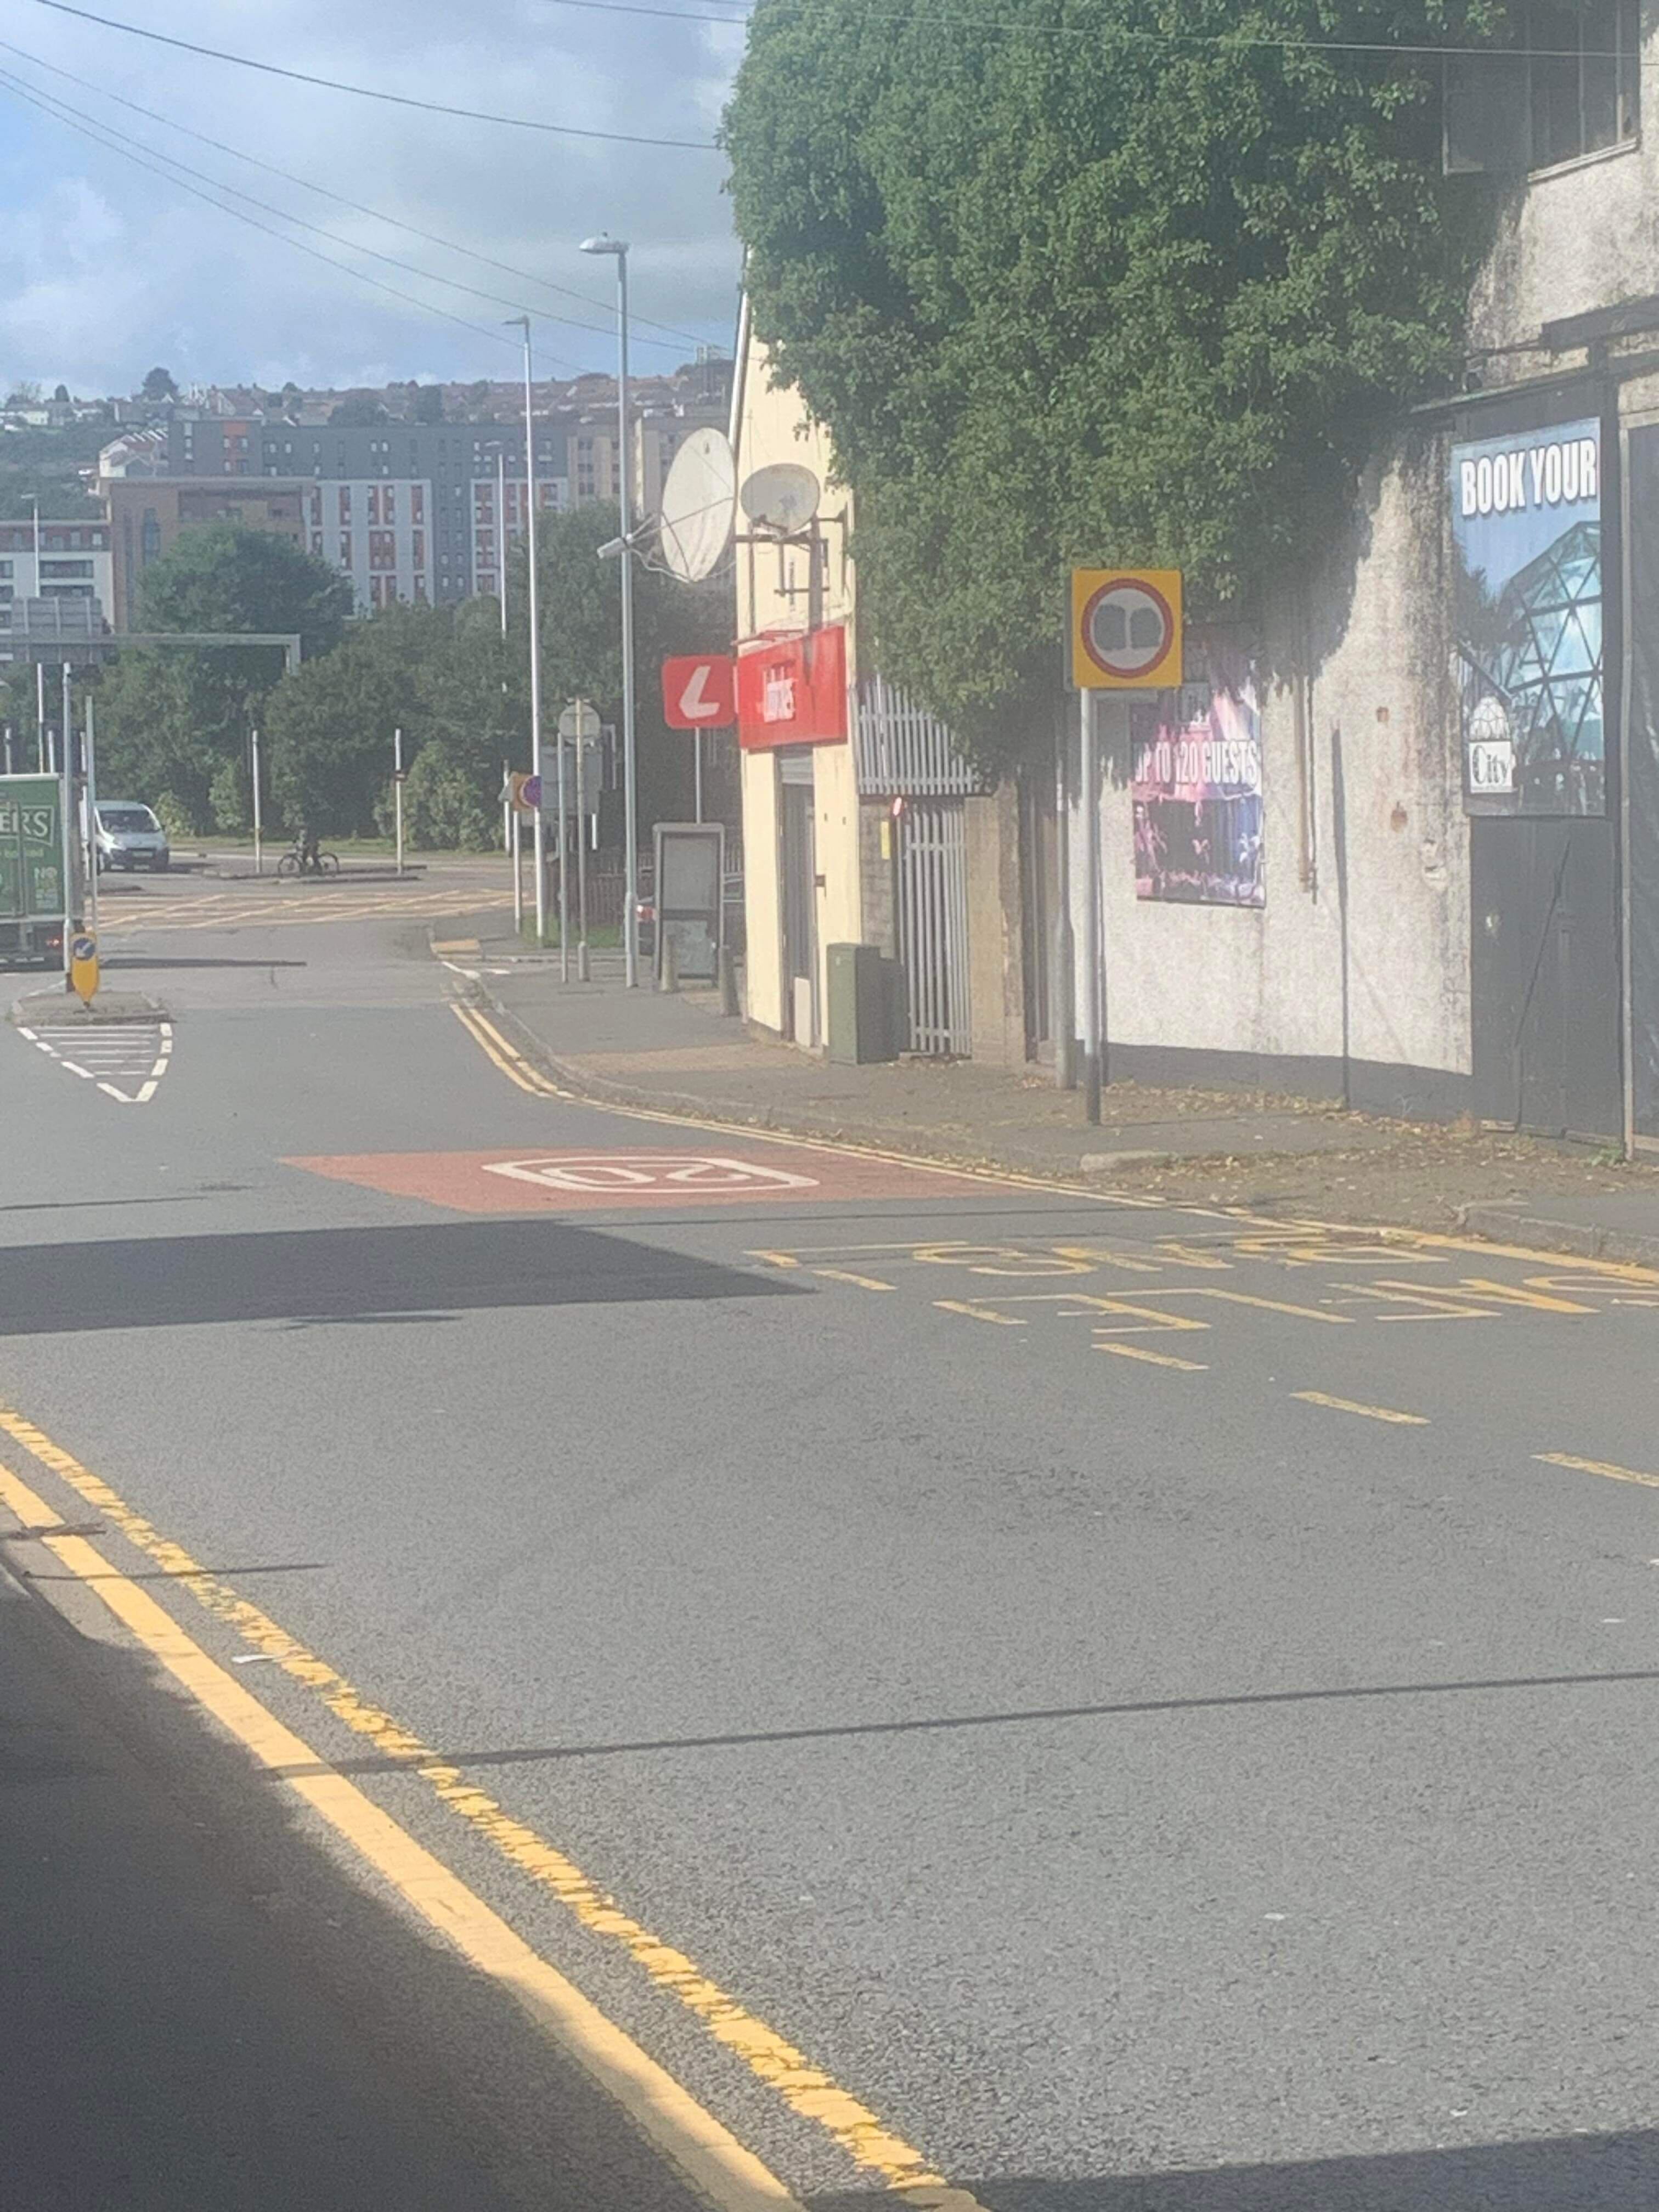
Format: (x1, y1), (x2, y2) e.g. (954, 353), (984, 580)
(505, 315), (546, 944)
(580, 232), (639, 988)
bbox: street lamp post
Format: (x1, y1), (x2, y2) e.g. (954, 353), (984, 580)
(581, 233), (639, 988)
(505, 317), (546, 945)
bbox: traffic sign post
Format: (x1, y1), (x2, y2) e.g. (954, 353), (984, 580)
(1070, 568), (1183, 690)
(70, 929), (97, 1007)
(662, 657), (736, 827)
(1069, 567), (1183, 1124)
(560, 700), (601, 981)
(555, 702), (601, 985)
(392, 725), (405, 878)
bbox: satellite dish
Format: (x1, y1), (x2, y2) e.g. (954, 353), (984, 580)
(658, 426), (736, 583)
(740, 462), (821, 534)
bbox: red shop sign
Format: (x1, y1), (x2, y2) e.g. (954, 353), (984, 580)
(736, 625), (848, 750)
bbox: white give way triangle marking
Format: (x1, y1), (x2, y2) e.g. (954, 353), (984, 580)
(14, 1019), (173, 1104)
(677, 664), (725, 722)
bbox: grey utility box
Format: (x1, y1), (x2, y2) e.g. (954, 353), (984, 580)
(826, 943), (899, 1064)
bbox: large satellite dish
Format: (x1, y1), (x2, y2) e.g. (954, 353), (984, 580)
(740, 462), (821, 534)
(658, 427), (736, 583)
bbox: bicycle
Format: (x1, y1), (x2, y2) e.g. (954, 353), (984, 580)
(276, 842), (341, 878)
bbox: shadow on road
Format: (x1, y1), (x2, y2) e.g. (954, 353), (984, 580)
(806, 2132), (1659, 2210)
(263, 1662), (1659, 1781)
(0, 1219), (801, 1334)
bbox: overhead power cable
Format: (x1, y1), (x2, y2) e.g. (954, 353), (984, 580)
(0, 70), (529, 355)
(25, 0), (722, 149)
(520, 0), (1647, 64)
(0, 37), (710, 350)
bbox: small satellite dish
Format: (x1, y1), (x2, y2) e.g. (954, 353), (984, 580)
(740, 462), (821, 535)
(658, 427), (736, 584)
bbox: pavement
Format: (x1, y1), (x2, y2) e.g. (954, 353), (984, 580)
(3, 862), (1658, 2209)
(449, 906), (1659, 1263)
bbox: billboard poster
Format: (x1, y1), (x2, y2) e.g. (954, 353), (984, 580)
(1451, 418), (1603, 815)
(1131, 647), (1263, 908)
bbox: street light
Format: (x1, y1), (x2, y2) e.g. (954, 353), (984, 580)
(504, 315), (546, 945)
(580, 232), (640, 988)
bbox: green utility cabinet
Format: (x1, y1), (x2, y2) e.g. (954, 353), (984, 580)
(826, 942), (902, 1064)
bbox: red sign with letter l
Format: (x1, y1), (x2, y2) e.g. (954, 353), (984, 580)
(661, 654), (737, 730)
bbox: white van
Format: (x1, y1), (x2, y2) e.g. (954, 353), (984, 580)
(95, 802), (170, 872)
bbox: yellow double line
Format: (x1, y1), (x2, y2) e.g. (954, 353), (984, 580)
(0, 1402), (985, 2211)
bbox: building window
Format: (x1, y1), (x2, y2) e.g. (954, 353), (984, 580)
(383, 484), (395, 524)
(413, 574), (427, 602)
(312, 532), (324, 557)
(141, 510), (161, 565)
(0, 560), (12, 578)
(1529, 0), (1640, 167)
(368, 484), (381, 526)
(340, 532), (353, 566)
(338, 486), (352, 523)
(41, 560), (93, 579)
(369, 529), (396, 571)
(411, 484), (424, 524)
(411, 529), (425, 567)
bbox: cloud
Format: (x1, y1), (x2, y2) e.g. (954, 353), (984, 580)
(0, 0), (746, 392)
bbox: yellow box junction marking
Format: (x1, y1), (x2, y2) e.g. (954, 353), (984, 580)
(1535, 1452), (1659, 1492)
(1097, 1343), (1207, 1372)
(1291, 1392), (1430, 1426)
(0, 1404), (986, 2212)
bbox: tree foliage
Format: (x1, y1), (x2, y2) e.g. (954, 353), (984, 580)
(140, 366), (177, 400)
(724, 0), (1508, 764)
(137, 524), (354, 662)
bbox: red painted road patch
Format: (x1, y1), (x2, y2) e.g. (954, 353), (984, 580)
(285, 1144), (995, 1214)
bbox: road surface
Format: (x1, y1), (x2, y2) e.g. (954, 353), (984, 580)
(3, 868), (1656, 2210)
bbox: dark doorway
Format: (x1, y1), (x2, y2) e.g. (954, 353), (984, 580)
(778, 755), (817, 1045)
(1470, 818), (1621, 1135)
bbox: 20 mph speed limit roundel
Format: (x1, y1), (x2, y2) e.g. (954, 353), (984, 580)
(1070, 567), (1183, 690)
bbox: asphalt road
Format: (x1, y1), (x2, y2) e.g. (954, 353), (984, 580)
(3, 870), (1657, 2210)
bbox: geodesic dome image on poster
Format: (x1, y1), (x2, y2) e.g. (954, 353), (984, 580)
(1451, 420), (1604, 817)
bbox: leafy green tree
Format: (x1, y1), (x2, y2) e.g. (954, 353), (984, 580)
(140, 366), (177, 402)
(91, 650), (240, 830)
(329, 394), (388, 426)
(263, 602), (433, 835)
(137, 524), (353, 664)
(412, 383), (445, 424)
(0, 469), (102, 521)
(724, 0), (1507, 766)
(402, 744), (498, 849)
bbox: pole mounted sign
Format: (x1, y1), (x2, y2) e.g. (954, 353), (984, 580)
(1071, 568), (1183, 690)
(661, 654), (736, 730)
(70, 929), (98, 1006)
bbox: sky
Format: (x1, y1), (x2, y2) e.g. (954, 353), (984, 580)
(0, 0), (749, 395)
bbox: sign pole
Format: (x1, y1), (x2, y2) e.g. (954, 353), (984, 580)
(575, 698), (590, 982)
(58, 664), (74, 984)
(693, 730), (703, 823)
(251, 726), (263, 876)
(393, 725), (405, 877)
(35, 662), (46, 771)
(83, 693), (99, 940)
(556, 708), (569, 984)
(1080, 686), (1102, 1125)
(511, 805), (523, 932)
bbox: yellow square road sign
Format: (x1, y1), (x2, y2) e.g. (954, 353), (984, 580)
(1071, 567), (1183, 690)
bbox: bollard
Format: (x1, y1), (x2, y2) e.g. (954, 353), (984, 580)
(657, 933), (678, 994)
(578, 941), (590, 983)
(718, 945), (740, 1018)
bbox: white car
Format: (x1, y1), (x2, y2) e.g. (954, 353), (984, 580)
(95, 802), (170, 872)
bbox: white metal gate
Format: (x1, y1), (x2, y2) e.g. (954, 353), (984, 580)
(898, 798), (970, 1056)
